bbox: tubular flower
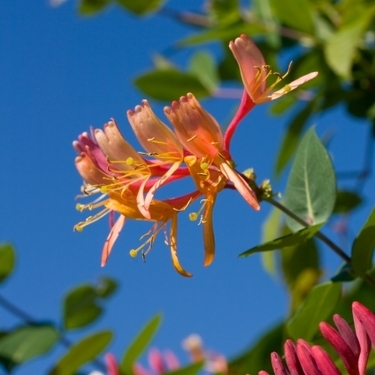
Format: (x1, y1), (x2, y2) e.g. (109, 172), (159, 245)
(229, 34), (318, 104)
(100, 189), (200, 277)
(133, 348), (180, 375)
(164, 93), (260, 212)
(255, 301), (375, 375)
(127, 100), (185, 213)
(224, 34), (318, 150)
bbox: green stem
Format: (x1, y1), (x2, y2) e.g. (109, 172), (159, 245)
(266, 197), (375, 290)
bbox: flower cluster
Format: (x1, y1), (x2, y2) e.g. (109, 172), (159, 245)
(73, 34), (317, 276)
(259, 301), (375, 375)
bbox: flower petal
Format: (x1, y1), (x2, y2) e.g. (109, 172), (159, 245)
(203, 193), (216, 266)
(101, 215), (126, 266)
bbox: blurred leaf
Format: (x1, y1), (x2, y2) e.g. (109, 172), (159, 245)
(121, 314), (162, 374)
(287, 281), (341, 340)
(189, 52), (219, 92)
(269, 95), (296, 115)
(324, 14), (372, 79)
(0, 244), (15, 283)
(275, 100), (315, 176)
(331, 263), (355, 282)
(64, 278), (117, 329)
(164, 361), (204, 375)
(49, 331), (112, 375)
(260, 208), (282, 276)
(333, 190), (362, 213)
(284, 127), (336, 232)
(281, 234), (321, 313)
(134, 69), (210, 101)
(152, 54), (176, 70)
(269, 0), (314, 35)
(239, 224), (322, 257)
(178, 22), (266, 46)
(228, 323), (284, 375)
(78, 0), (111, 14)
(116, 0), (164, 15)
(0, 325), (59, 371)
(351, 207), (375, 277)
(207, 0), (241, 26)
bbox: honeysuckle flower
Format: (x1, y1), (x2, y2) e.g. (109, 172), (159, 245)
(133, 348), (180, 375)
(127, 100), (185, 214)
(98, 189), (201, 277)
(164, 93), (260, 212)
(224, 34), (318, 150)
(256, 301), (375, 375)
(88, 353), (119, 375)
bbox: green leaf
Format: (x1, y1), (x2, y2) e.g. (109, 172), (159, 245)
(331, 263), (355, 282)
(284, 127), (336, 232)
(228, 323), (284, 375)
(178, 23), (266, 47)
(64, 278), (117, 330)
(116, 0), (164, 15)
(269, 0), (314, 35)
(0, 244), (15, 283)
(351, 207), (375, 277)
(333, 190), (362, 213)
(269, 95), (296, 115)
(134, 69), (211, 101)
(0, 325), (59, 371)
(163, 361), (204, 375)
(260, 208), (282, 276)
(275, 100), (315, 176)
(287, 281), (341, 340)
(49, 331), (112, 375)
(324, 14), (372, 79)
(121, 314), (162, 374)
(78, 0), (111, 15)
(189, 52), (219, 92)
(239, 224), (322, 257)
(207, 0), (241, 26)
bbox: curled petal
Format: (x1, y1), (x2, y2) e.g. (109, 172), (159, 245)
(75, 153), (108, 185)
(333, 314), (360, 357)
(170, 215), (192, 277)
(219, 161), (259, 210)
(203, 194), (216, 266)
(101, 215), (126, 266)
(296, 340), (320, 375)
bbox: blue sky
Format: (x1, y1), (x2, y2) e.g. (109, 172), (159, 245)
(1, 1), (374, 374)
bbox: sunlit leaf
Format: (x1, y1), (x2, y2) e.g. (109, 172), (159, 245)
(96, 277), (118, 298)
(284, 127), (336, 232)
(239, 224), (322, 257)
(260, 208), (282, 276)
(0, 325), (59, 371)
(0, 244), (15, 283)
(116, 0), (164, 15)
(134, 69), (210, 101)
(189, 52), (219, 92)
(287, 281), (341, 340)
(207, 0), (241, 26)
(49, 331), (112, 375)
(351, 207), (375, 277)
(121, 314), (162, 374)
(333, 190), (363, 213)
(78, 0), (111, 15)
(269, 0), (314, 35)
(164, 361), (204, 375)
(324, 15), (371, 79)
(228, 323), (284, 375)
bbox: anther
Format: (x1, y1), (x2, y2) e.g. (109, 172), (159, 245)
(189, 212), (198, 221)
(129, 249), (138, 258)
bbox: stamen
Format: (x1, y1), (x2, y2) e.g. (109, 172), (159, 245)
(74, 207), (111, 231)
(187, 135), (197, 142)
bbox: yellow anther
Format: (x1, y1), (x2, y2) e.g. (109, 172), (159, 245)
(283, 84), (292, 93)
(200, 162), (209, 171)
(129, 249), (138, 258)
(126, 157), (134, 165)
(189, 212), (198, 221)
(74, 224), (83, 232)
(76, 203), (85, 212)
(100, 186), (108, 194)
